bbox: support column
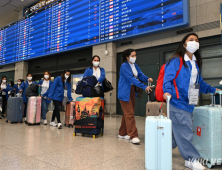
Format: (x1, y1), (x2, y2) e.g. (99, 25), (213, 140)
(93, 42), (117, 114)
(14, 61), (28, 82)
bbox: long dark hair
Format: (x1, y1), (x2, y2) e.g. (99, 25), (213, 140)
(91, 55), (100, 68)
(122, 49), (136, 62)
(61, 69), (71, 83)
(168, 33), (202, 72)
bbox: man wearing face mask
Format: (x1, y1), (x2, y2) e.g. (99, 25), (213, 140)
(163, 33), (221, 170)
(38, 71), (53, 125)
(83, 55), (106, 97)
(0, 76), (10, 119)
(118, 49), (153, 144)
(19, 73), (37, 121)
(48, 69), (73, 129)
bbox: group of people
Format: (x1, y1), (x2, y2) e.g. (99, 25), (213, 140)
(0, 33), (220, 170)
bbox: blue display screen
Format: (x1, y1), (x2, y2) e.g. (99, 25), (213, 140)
(0, 0), (189, 65)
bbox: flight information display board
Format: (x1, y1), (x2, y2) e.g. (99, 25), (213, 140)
(0, 0), (189, 65)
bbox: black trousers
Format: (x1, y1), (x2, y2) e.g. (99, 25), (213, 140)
(24, 102), (27, 118)
(51, 100), (61, 123)
(2, 95), (7, 115)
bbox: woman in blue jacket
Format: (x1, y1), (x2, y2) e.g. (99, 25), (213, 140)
(13, 79), (22, 94)
(0, 76), (10, 119)
(19, 73), (37, 121)
(48, 69), (73, 129)
(118, 49), (153, 144)
(163, 33), (221, 170)
(83, 55), (105, 97)
(39, 71), (53, 125)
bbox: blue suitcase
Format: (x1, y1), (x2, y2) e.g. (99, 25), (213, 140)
(192, 91), (222, 169)
(145, 96), (172, 170)
(7, 97), (23, 123)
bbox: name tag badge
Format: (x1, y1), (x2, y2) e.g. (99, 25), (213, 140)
(64, 90), (68, 97)
(189, 84), (200, 105)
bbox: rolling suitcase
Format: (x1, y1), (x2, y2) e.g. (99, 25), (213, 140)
(146, 83), (167, 117)
(74, 97), (104, 138)
(26, 96), (41, 125)
(145, 96), (172, 170)
(192, 91), (222, 169)
(6, 97), (23, 123)
(65, 101), (75, 128)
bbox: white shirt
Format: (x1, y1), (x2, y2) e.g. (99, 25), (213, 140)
(41, 80), (49, 95)
(93, 67), (101, 86)
(184, 54), (198, 85)
(1, 83), (7, 95)
(28, 81), (32, 85)
(129, 63), (138, 77)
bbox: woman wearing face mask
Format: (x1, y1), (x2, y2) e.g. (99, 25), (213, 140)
(83, 55), (105, 97)
(48, 69), (73, 129)
(163, 33), (221, 170)
(19, 73), (37, 121)
(0, 76), (10, 119)
(118, 49), (153, 144)
(38, 71), (53, 125)
(14, 79), (22, 94)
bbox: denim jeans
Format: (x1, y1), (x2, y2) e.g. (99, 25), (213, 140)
(41, 98), (49, 120)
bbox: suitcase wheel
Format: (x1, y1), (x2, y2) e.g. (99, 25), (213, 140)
(73, 133), (76, 136)
(93, 135), (97, 138)
(68, 125), (70, 128)
(207, 162), (214, 169)
(5, 120), (8, 123)
(100, 133), (103, 136)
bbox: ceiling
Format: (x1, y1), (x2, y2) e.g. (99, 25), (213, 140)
(0, 0), (37, 28)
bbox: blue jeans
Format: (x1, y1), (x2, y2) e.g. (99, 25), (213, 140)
(41, 98), (49, 120)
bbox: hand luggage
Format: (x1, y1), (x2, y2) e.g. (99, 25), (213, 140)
(145, 96), (172, 170)
(75, 80), (82, 94)
(192, 91), (222, 169)
(6, 97), (23, 123)
(65, 101), (75, 127)
(102, 78), (113, 93)
(26, 96), (41, 125)
(73, 97), (104, 138)
(82, 76), (98, 97)
(146, 83), (167, 117)
(25, 84), (38, 97)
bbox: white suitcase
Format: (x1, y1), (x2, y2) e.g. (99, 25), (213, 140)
(145, 96), (172, 170)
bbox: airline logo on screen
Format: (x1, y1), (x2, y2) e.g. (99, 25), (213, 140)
(24, 0), (58, 16)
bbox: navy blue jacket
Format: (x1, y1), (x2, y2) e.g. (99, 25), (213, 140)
(19, 81), (38, 102)
(38, 79), (53, 104)
(118, 62), (149, 102)
(48, 76), (73, 102)
(163, 57), (216, 113)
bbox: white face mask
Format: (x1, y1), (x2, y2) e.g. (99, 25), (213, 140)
(27, 77), (32, 81)
(129, 57), (136, 64)
(93, 61), (100, 67)
(65, 74), (69, 79)
(44, 75), (49, 79)
(18, 82), (21, 85)
(2, 80), (6, 83)
(185, 41), (199, 54)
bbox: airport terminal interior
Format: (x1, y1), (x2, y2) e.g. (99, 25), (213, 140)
(1, 0), (222, 170)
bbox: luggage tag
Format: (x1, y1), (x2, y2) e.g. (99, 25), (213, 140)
(189, 73), (200, 105)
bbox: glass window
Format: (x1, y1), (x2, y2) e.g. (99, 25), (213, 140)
(164, 51), (175, 62)
(201, 58), (222, 78)
(200, 44), (222, 58)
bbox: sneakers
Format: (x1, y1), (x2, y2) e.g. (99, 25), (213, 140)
(58, 123), (62, 129)
(24, 117), (27, 122)
(185, 160), (206, 170)
(43, 120), (47, 125)
(50, 121), (57, 127)
(118, 134), (130, 140)
(130, 137), (140, 144)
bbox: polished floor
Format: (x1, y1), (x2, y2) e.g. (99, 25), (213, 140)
(0, 112), (222, 170)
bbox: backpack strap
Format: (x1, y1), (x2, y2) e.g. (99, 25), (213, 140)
(173, 57), (183, 99)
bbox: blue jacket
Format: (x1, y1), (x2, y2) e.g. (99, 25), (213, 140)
(163, 57), (216, 113)
(38, 79), (53, 104)
(83, 67), (106, 89)
(48, 76), (73, 102)
(118, 62), (149, 102)
(1, 83), (10, 100)
(19, 80), (38, 102)
(13, 84), (21, 94)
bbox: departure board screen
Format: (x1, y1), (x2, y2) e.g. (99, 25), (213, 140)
(0, 0), (189, 65)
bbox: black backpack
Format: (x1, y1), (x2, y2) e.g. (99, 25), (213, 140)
(25, 84), (38, 97)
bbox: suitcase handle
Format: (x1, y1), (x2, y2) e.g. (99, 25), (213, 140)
(210, 91), (222, 106)
(167, 96), (171, 119)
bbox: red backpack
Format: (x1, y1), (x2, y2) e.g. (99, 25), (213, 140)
(155, 57), (183, 102)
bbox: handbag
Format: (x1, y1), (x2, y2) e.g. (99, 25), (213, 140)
(103, 78), (113, 93)
(94, 86), (104, 97)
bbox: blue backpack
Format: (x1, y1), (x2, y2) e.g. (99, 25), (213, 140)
(82, 76), (98, 97)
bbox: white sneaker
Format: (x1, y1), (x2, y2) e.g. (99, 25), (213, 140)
(24, 117), (27, 121)
(185, 160), (206, 170)
(43, 120), (47, 125)
(118, 134), (130, 140)
(130, 137), (140, 144)
(50, 121), (57, 127)
(58, 123), (62, 129)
